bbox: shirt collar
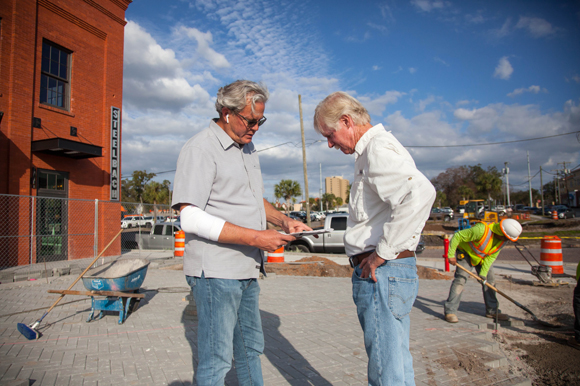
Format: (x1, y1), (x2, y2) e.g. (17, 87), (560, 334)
(210, 119), (242, 150)
(354, 123), (386, 157)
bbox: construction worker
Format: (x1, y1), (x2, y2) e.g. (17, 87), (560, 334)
(444, 219), (523, 323)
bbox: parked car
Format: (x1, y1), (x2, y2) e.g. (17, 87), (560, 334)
(441, 207), (453, 214)
(134, 222), (182, 250)
(290, 211), (307, 223)
(557, 208), (575, 219)
(121, 215), (146, 229)
(429, 208), (454, 222)
(143, 216), (155, 227)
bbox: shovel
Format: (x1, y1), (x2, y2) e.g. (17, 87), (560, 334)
(17, 229), (123, 340)
(454, 263), (559, 328)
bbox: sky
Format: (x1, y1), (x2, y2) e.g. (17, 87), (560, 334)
(121, 0), (580, 204)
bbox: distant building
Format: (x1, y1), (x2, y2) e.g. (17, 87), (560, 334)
(325, 176), (349, 203)
(0, 0), (132, 266)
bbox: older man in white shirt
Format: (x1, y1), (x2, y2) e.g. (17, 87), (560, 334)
(313, 92), (436, 386)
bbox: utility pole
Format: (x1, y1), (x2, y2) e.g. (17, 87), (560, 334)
(503, 162), (511, 208)
(558, 162), (570, 206)
(298, 95), (311, 227)
(319, 163), (323, 210)
(540, 166), (544, 216)
(527, 151), (533, 207)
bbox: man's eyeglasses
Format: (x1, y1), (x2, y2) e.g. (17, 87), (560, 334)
(234, 112), (267, 129)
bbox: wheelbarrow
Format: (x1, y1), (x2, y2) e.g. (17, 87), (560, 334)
(48, 258), (150, 324)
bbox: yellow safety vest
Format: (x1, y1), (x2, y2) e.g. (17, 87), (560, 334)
(466, 222), (505, 262)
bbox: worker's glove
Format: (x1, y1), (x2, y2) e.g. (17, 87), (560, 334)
(479, 275), (487, 287)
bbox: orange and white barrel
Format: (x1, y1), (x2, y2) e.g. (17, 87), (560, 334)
(174, 230), (185, 257)
(552, 211), (558, 220)
(540, 235), (563, 274)
(267, 246), (284, 263)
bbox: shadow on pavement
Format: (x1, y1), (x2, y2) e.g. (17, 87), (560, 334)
(176, 302), (333, 385)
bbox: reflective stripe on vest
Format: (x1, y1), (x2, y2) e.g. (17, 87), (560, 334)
(467, 223), (505, 260)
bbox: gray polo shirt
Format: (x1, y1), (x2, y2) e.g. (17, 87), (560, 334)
(171, 120), (267, 279)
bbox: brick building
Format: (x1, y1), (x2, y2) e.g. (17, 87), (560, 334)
(0, 0), (131, 266)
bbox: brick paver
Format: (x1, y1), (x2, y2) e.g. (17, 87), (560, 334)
(0, 253), (542, 385)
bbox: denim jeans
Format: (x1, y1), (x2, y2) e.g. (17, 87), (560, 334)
(186, 274), (264, 386)
(444, 253), (499, 315)
(352, 257), (419, 386)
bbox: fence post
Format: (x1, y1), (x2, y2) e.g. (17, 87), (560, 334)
(94, 199), (99, 258)
(30, 196), (35, 266)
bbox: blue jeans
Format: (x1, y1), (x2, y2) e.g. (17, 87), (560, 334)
(443, 253), (499, 315)
(186, 274), (264, 386)
(352, 257), (419, 386)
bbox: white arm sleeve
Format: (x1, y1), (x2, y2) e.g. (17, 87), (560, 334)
(180, 205), (226, 242)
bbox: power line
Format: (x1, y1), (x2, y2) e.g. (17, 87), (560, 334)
(258, 131), (579, 153)
(405, 130), (580, 148)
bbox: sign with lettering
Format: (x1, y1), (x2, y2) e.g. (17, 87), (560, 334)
(110, 107), (120, 201)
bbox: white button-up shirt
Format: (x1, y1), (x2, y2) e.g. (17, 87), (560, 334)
(344, 124), (436, 260)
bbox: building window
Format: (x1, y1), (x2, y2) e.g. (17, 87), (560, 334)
(40, 41), (71, 109)
(38, 170), (66, 191)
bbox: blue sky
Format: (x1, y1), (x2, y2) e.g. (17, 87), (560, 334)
(121, 0), (580, 204)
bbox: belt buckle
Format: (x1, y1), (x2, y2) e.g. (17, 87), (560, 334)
(349, 256), (356, 268)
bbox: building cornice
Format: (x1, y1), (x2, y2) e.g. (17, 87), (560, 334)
(39, 0), (107, 40)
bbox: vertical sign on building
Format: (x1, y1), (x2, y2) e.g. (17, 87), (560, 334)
(110, 107), (120, 200)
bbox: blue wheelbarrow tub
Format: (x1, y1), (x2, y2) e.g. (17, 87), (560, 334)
(82, 258), (150, 292)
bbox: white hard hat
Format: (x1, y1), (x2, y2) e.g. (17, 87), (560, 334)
(499, 219), (522, 242)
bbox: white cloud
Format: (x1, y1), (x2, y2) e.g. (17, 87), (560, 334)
(434, 57), (449, 66)
(411, 0), (448, 12)
(358, 91), (405, 116)
(409, 67), (417, 74)
(507, 85), (548, 98)
(515, 16), (556, 38)
(372, 65), (381, 71)
(177, 27), (230, 69)
(416, 95), (436, 112)
(491, 18), (511, 38)
(493, 56), (513, 80)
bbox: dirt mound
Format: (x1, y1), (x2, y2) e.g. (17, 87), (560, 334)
(514, 341), (580, 385)
(265, 256), (353, 277)
(266, 256), (452, 279)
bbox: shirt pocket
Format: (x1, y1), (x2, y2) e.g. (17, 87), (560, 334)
(350, 176), (369, 222)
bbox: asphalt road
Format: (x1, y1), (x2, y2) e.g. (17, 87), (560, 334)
(419, 245), (580, 264)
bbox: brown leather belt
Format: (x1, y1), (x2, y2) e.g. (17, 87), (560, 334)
(348, 249), (415, 268)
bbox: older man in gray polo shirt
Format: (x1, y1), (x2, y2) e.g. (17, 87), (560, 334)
(172, 80), (311, 386)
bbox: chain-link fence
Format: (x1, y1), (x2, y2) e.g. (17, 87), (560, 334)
(0, 194), (177, 276)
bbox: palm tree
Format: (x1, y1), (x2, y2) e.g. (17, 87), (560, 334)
(274, 180), (302, 213)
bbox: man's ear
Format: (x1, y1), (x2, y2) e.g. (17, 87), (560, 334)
(340, 115), (353, 130)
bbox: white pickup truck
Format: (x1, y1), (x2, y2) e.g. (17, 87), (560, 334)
(285, 212), (425, 254)
(286, 213), (348, 253)
(121, 222), (182, 250)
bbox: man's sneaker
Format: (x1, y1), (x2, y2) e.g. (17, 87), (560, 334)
(485, 312), (510, 321)
(568, 337), (580, 351)
(445, 314), (459, 323)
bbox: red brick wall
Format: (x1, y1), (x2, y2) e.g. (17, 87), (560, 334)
(0, 0), (131, 265)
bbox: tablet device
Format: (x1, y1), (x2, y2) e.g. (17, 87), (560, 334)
(290, 229), (333, 237)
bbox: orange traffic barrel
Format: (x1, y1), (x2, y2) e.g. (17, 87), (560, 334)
(267, 246), (284, 263)
(552, 211), (558, 220)
(174, 230), (185, 257)
(540, 235), (563, 274)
